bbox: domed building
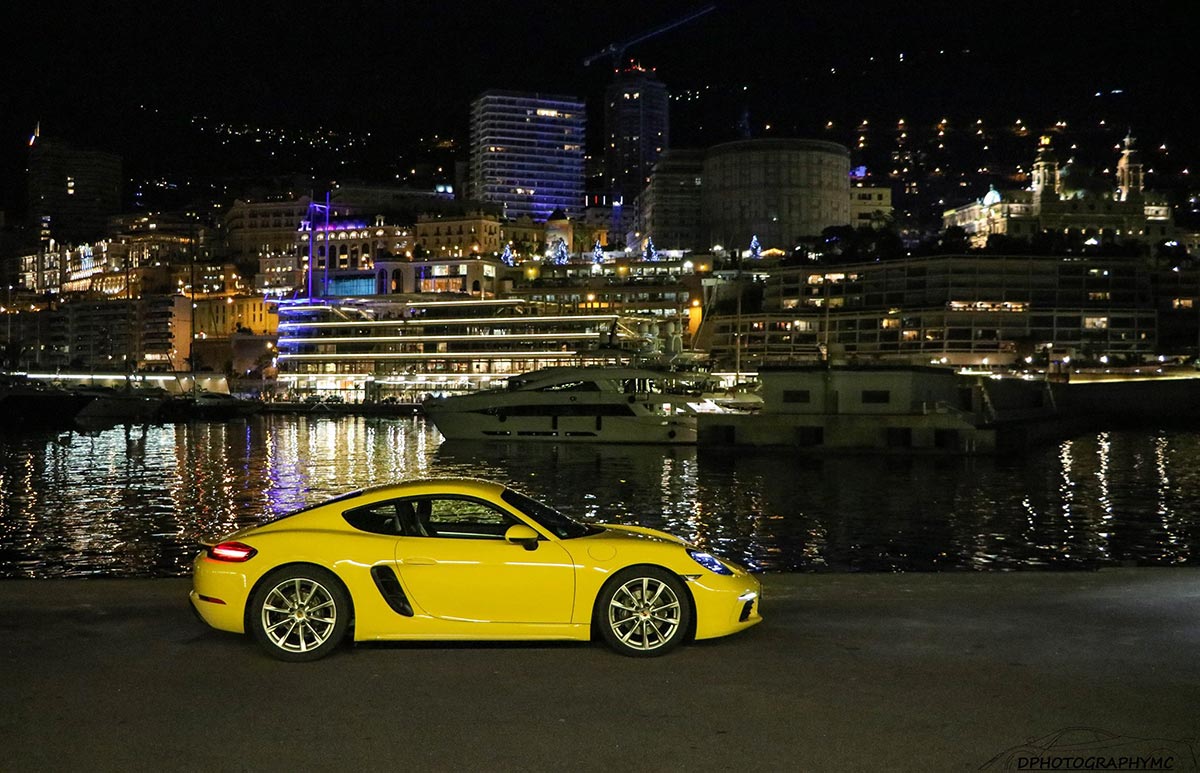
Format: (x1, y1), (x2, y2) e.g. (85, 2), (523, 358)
(943, 134), (1173, 248)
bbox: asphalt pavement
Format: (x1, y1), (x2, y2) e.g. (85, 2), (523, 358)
(1, 569), (1197, 772)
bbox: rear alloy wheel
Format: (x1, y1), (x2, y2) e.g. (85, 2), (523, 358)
(250, 566), (350, 662)
(598, 567), (691, 657)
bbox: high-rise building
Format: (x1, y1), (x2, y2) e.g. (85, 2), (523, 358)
(469, 90), (586, 221)
(26, 136), (122, 245)
(604, 65), (669, 208)
(636, 149), (704, 252)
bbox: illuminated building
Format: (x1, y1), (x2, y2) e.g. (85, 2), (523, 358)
(849, 186), (894, 228)
(506, 253), (706, 340)
(228, 197), (339, 296)
(26, 137), (122, 245)
(7, 295), (191, 371)
(274, 297), (660, 401)
(469, 90), (586, 221)
(370, 255), (510, 297)
(226, 197), (313, 269)
(19, 213), (215, 298)
(292, 218), (413, 297)
(495, 214), (543, 256)
(414, 211), (502, 257)
(604, 64), (669, 208)
(188, 296), (280, 374)
(19, 243), (79, 293)
(228, 198), (394, 296)
(412, 209), (603, 263)
(697, 253), (1160, 368)
(191, 296), (277, 338)
(943, 134), (1173, 248)
(542, 208), (608, 257)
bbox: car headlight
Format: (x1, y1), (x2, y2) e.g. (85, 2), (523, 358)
(687, 549), (733, 575)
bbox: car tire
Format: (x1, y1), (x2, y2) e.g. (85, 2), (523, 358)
(249, 565), (350, 662)
(596, 566), (691, 657)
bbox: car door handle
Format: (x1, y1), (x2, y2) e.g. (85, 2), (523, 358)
(402, 557), (437, 566)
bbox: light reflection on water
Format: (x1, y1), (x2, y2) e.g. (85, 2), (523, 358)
(0, 415), (1197, 578)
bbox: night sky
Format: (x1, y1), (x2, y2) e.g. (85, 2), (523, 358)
(3, 1), (1195, 215)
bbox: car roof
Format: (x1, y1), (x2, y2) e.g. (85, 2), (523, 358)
(259, 478), (512, 528)
(331, 477), (508, 504)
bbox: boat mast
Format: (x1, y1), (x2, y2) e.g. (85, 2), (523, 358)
(190, 222), (197, 397)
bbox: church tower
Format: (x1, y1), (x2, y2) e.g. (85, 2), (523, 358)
(1116, 131), (1144, 202)
(1030, 135), (1060, 205)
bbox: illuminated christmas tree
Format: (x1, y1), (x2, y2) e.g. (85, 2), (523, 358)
(551, 238), (569, 265)
(643, 236), (658, 261)
(501, 243), (514, 267)
(749, 234), (761, 259)
(593, 239), (604, 264)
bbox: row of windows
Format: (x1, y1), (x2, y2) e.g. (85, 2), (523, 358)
(783, 389), (890, 404)
(285, 357), (589, 376)
(419, 225), (499, 236)
(714, 332), (1153, 353)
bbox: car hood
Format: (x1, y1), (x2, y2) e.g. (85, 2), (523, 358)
(594, 524), (692, 547)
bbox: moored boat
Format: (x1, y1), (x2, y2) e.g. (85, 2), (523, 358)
(423, 366), (726, 444)
(189, 391), (263, 420)
(74, 386), (166, 423)
(0, 376), (96, 431)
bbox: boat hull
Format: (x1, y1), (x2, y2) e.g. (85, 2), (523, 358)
(0, 391), (95, 431)
(76, 394), (165, 423)
(190, 398), (262, 420)
(426, 408), (697, 444)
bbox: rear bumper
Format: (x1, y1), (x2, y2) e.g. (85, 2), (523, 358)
(190, 553), (254, 634)
(189, 589), (245, 633)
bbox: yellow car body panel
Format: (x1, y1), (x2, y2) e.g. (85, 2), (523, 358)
(393, 536), (576, 624)
(190, 478), (761, 647)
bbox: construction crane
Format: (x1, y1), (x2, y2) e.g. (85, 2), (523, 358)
(582, 3), (718, 69)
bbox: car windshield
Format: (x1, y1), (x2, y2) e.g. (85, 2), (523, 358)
(501, 488), (601, 539)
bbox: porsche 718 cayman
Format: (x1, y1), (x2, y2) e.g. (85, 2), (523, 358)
(190, 478), (761, 660)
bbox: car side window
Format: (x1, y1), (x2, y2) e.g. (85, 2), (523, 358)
(418, 497), (518, 540)
(342, 500), (408, 536)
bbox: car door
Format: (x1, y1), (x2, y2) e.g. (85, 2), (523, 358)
(394, 495), (576, 624)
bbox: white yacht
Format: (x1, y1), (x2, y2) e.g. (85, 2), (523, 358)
(423, 367), (724, 444)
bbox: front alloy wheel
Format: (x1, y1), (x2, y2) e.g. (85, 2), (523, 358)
(250, 566), (350, 662)
(598, 567), (691, 657)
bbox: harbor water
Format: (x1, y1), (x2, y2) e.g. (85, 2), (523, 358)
(0, 414), (1196, 578)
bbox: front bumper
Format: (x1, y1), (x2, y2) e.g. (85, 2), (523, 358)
(688, 571), (763, 640)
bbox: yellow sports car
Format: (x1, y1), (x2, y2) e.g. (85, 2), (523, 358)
(190, 478), (761, 660)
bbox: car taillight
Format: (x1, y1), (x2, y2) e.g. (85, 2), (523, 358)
(207, 541), (258, 562)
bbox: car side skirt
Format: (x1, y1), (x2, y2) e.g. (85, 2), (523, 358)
(353, 620), (590, 642)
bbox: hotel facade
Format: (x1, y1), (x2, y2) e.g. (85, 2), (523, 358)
(468, 90), (587, 221)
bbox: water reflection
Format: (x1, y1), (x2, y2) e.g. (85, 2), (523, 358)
(1, 416), (1199, 577)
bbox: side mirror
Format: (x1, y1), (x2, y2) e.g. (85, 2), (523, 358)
(504, 524), (540, 551)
